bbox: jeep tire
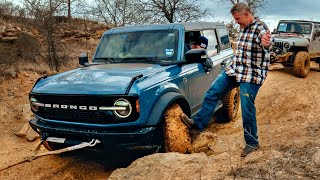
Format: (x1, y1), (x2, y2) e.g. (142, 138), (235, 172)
(163, 104), (191, 153)
(293, 51), (310, 78)
(219, 87), (240, 123)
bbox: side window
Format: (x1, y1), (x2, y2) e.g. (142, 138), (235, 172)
(185, 31), (201, 52)
(217, 28), (231, 50)
(203, 29), (218, 57)
(315, 25), (320, 37)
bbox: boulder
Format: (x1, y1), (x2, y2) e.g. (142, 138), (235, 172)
(109, 152), (235, 180)
(312, 150), (320, 165)
(0, 25), (6, 35)
(14, 122), (39, 141)
(1, 36), (18, 41)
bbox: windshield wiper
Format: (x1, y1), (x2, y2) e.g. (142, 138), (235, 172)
(123, 57), (159, 62)
(94, 57), (116, 63)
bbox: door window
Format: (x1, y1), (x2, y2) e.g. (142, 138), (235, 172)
(217, 28), (231, 50)
(203, 30), (218, 57)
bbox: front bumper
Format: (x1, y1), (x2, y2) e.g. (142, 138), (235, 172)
(270, 52), (293, 63)
(29, 118), (162, 152)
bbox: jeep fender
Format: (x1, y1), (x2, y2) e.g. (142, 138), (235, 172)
(145, 92), (191, 126)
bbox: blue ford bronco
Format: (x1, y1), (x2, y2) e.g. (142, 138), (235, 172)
(29, 22), (239, 154)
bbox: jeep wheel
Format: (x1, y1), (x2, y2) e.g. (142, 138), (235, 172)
(293, 51), (310, 78)
(163, 104), (191, 153)
(219, 87), (240, 123)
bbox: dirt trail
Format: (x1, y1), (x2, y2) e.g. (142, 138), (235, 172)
(0, 64), (319, 179)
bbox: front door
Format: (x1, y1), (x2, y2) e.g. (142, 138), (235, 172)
(309, 24), (320, 54)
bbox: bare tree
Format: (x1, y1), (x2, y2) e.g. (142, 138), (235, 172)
(23, 0), (65, 71)
(91, 0), (143, 27)
(142, 0), (211, 23)
(67, 0), (70, 18)
(65, 0), (87, 18)
(220, 0), (269, 16)
(0, 1), (21, 18)
(226, 20), (238, 40)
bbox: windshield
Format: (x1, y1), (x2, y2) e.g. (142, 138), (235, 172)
(94, 30), (179, 63)
(276, 22), (312, 34)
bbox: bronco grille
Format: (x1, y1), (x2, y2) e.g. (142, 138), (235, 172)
(30, 94), (139, 124)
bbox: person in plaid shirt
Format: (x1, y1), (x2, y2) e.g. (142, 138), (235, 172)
(181, 2), (271, 157)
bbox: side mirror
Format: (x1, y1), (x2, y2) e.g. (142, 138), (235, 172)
(79, 52), (88, 66)
(271, 28), (277, 34)
(185, 49), (207, 63)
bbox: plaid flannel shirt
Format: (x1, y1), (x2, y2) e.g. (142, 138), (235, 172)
(225, 19), (270, 85)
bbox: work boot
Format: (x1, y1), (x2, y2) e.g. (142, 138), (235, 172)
(241, 144), (260, 157)
(180, 113), (195, 128)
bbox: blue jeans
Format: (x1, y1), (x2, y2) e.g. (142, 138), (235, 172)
(193, 71), (261, 146)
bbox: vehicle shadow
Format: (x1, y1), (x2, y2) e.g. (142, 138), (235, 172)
(59, 148), (155, 169)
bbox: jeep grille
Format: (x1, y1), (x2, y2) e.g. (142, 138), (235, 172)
(274, 42), (284, 50)
(30, 94), (139, 124)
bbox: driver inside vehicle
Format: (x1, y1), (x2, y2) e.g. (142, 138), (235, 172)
(190, 36), (213, 72)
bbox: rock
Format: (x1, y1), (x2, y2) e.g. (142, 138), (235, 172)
(275, 171), (290, 179)
(109, 152), (221, 180)
(6, 27), (17, 32)
(15, 26), (22, 32)
(1, 36), (18, 41)
(22, 104), (33, 120)
(208, 152), (241, 174)
(266, 150), (283, 159)
(62, 173), (75, 180)
(6, 23), (13, 29)
(0, 25), (6, 35)
(312, 150), (320, 165)
(3, 31), (15, 36)
(14, 123), (39, 141)
(191, 131), (215, 153)
(87, 38), (97, 46)
(244, 151), (263, 163)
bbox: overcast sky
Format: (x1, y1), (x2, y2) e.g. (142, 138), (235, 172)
(208, 0), (320, 30)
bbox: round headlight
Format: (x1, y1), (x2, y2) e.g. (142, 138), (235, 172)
(113, 98), (132, 118)
(284, 42), (290, 50)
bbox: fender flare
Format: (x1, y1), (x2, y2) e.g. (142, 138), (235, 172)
(145, 92), (191, 126)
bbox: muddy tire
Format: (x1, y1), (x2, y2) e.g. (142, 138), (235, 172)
(163, 104), (191, 153)
(219, 87), (240, 123)
(293, 51), (310, 78)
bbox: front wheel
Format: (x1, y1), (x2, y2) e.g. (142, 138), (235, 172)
(163, 104), (191, 153)
(293, 51), (310, 78)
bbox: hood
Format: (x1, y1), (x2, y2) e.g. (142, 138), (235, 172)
(273, 34), (310, 46)
(32, 63), (168, 95)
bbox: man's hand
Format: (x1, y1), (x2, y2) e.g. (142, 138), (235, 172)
(261, 30), (271, 47)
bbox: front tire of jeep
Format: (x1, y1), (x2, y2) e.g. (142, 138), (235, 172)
(293, 51), (310, 78)
(218, 87), (240, 123)
(163, 104), (191, 153)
